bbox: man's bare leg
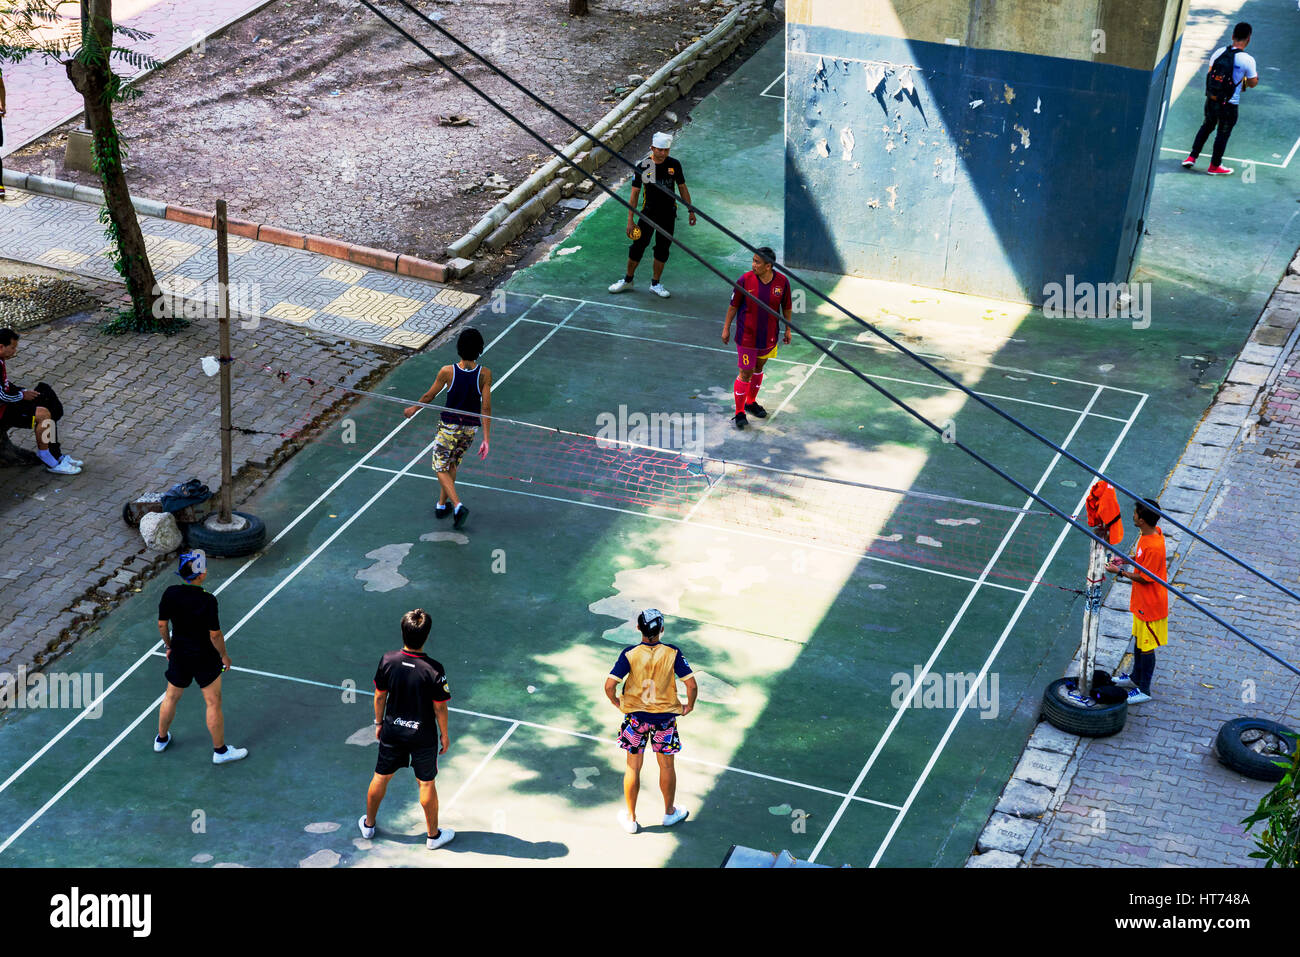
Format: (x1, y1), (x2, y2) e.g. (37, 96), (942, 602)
(623, 751), (644, 821)
(199, 677), (225, 749)
(157, 683), (184, 738)
(365, 772), (393, 828)
(418, 778), (440, 836)
(656, 753), (677, 814)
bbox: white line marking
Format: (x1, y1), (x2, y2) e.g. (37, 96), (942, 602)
(504, 289), (1147, 397)
(768, 342), (832, 422)
(1283, 134), (1300, 170)
(135, 659), (903, 811)
(357, 464), (1031, 594)
(0, 413), (421, 803)
(867, 389), (1147, 867)
(521, 318), (1128, 422)
(759, 72), (785, 99)
(1157, 144), (1292, 169)
(0, 314), (555, 857)
(807, 385), (1105, 863)
(445, 722), (520, 811)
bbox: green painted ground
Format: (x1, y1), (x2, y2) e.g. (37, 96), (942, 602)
(1, 19), (1296, 869)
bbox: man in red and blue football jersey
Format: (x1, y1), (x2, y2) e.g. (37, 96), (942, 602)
(720, 247), (792, 429)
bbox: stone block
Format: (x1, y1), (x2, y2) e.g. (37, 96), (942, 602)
(967, 849), (1021, 868)
(1013, 748), (1070, 789)
(977, 813), (1040, 854)
(995, 779), (1053, 817)
(1028, 719), (1081, 755)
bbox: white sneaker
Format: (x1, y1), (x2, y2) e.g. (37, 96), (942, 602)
(153, 732), (172, 753)
(426, 828), (455, 849)
(649, 282), (671, 298)
(358, 815), (375, 840)
(1113, 673), (1137, 690)
(617, 810), (639, 834)
(46, 456), (81, 475)
(608, 278), (633, 294)
(1126, 689), (1152, 705)
(66, 456), (84, 467)
(662, 806), (689, 827)
(212, 745), (248, 764)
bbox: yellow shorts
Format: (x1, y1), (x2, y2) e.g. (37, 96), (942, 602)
(1133, 615), (1168, 653)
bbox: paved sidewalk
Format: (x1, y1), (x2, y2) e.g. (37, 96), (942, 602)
(0, 186), (478, 349)
(2, 0), (276, 157)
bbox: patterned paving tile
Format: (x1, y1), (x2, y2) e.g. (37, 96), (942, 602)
(0, 188), (478, 351)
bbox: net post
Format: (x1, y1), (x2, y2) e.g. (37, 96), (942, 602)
(215, 199), (234, 525)
(1079, 538), (1106, 697)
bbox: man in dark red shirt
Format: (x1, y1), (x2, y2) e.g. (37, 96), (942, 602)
(360, 608), (455, 850)
(720, 248), (792, 429)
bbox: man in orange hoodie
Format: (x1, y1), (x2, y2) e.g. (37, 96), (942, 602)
(1106, 498), (1168, 705)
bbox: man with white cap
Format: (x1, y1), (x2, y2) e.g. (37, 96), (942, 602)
(608, 132), (696, 298)
(153, 549), (247, 764)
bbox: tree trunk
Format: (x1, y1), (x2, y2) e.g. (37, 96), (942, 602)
(65, 0), (159, 324)
(568, 0), (589, 15)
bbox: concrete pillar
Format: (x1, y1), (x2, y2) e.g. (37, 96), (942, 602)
(784, 0), (1188, 303)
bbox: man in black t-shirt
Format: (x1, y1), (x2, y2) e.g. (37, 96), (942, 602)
(359, 608), (455, 850)
(608, 131), (696, 299)
(153, 550), (248, 764)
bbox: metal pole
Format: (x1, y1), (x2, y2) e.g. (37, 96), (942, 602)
(1078, 538), (1106, 698)
(215, 199), (234, 525)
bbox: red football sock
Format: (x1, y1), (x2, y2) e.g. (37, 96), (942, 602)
(746, 372), (764, 404)
(734, 377), (748, 415)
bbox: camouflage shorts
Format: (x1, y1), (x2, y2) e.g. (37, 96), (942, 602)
(432, 423), (478, 473)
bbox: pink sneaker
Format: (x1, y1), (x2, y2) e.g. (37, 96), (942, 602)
(1181, 155), (1196, 168)
(1206, 165), (1234, 176)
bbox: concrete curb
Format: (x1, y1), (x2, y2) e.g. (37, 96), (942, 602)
(2, 168), (468, 281)
(965, 246), (1300, 867)
(448, 0), (774, 259)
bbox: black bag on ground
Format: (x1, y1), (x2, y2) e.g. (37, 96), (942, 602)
(161, 478), (213, 512)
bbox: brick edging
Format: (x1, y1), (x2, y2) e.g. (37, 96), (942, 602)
(966, 248), (1300, 868)
(1, 169), (468, 281)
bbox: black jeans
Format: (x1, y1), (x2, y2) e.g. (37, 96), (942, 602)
(1190, 98), (1239, 167)
(1132, 649), (1156, 695)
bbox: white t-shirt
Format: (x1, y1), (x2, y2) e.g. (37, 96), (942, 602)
(1207, 46), (1258, 105)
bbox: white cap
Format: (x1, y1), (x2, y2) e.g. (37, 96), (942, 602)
(652, 132), (673, 149)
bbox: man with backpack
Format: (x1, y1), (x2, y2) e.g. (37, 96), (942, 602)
(1183, 22), (1258, 176)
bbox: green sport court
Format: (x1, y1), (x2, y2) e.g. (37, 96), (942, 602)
(1, 16), (1297, 868)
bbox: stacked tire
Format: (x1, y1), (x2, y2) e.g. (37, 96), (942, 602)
(1041, 672), (1128, 737)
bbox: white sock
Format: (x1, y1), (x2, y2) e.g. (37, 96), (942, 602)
(454, 503), (465, 512)
(38, 449), (60, 467)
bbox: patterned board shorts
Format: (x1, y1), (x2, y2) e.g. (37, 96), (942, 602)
(431, 422), (478, 473)
(618, 714), (682, 755)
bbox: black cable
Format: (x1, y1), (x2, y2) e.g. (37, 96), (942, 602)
(354, 0), (1300, 677)
(380, 0), (1300, 610)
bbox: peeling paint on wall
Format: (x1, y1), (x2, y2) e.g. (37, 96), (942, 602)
(886, 184), (898, 210)
(969, 98), (983, 108)
(1013, 123), (1031, 148)
(1003, 83), (1015, 104)
(839, 125), (855, 161)
(814, 138), (830, 158)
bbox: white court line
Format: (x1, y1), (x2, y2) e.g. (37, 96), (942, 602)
(519, 318), (1129, 423)
(1158, 141), (1298, 169)
(759, 72), (785, 99)
(358, 464), (1031, 595)
(806, 385), (1105, 863)
(867, 389), (1148, 867)
(445, 722), (521, 811)
(505, 289), (1147, 398)
(139, 657), (903, 812)
(0, 314), (556, 858)
(0, 413), (422, 804)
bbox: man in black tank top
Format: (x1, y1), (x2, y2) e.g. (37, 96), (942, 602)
(359, 609), (455, 850)
(405, 328), (492, 530)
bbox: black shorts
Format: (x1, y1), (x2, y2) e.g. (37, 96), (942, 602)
(629, 209), (676, 263)
(376, 737), (440, 781)
(0, 398), (39, 430)
(165, 651), (224, 689)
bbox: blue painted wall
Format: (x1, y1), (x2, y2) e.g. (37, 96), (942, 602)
(785, 27), (1178, 303)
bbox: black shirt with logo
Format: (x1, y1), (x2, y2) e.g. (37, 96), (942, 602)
(158, 584), (220, 659)
(374, 650), (451, 748)
(634, 155), (686, 216)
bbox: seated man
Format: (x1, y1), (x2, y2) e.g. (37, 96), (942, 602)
(0, 328), (82, 475)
